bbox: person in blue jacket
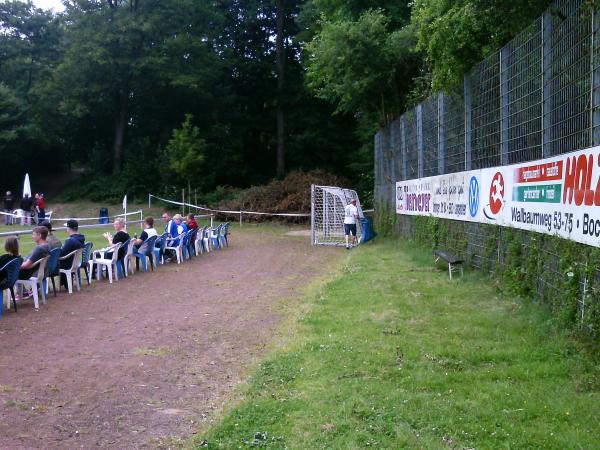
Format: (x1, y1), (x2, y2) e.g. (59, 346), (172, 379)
(60, 219), (85, 270)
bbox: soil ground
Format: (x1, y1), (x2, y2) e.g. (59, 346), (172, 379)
(0, 227), (343, 449)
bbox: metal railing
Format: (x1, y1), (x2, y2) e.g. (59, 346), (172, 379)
(0, 220), (144, 240)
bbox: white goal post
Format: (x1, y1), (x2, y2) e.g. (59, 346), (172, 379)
(311, 185), (364, 246)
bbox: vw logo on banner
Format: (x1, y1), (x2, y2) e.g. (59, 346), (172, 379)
(469, 176), (479, 217)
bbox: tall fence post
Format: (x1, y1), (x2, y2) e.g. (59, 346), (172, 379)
(464, 74), (472, 170)
(417, 104), (424, 178)
(389, 120), (399, 204)
(500, 47), (509, 165)
(438, 92), (446, 175)
(310, 184), (315, 245)
(374, 131), (382, 204)
(401, 118), (407, 180)
(542, 11), (553, 157)
(593, 6), (600, 146)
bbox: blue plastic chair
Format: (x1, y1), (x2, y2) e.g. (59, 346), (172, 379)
(0, 257), (23, 315)
(187, 228), (198, 258)
(220, 222), (229, 248)
(77, 242), (93, 286)
(211, 224), (222, 250)
(45, 248), (61, 297)
(116, 239), (131, 279)
(182, 229), (197, 260)
(153, 233), (168, 265)
(133, 235), (158, 272)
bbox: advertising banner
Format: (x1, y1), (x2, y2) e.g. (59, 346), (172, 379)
(396, 146), (600, 247)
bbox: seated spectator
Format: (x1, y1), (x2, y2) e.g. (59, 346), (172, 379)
(0, 236), (20, 282)
(175, 214), (188, 235)
(187, 213), (199, 230)
(172, 214), (188, 244)
(90, 218), (130, 277)
(186, 214), (199, 246)
(133, 217), (157, 248)
(41, 220), (62, 250)
(100, 217), (130, 260)
(163, 214), (187, 262)
(19, 226), (50, 280)
(161, 211), (178, 238)
(60, 220), (85, 270)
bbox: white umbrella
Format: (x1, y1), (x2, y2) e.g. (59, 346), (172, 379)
(23, 173), (31, 198)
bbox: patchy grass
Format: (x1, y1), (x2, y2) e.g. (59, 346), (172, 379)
(132, 346), (173, 357)
(194, 238), (600, 449)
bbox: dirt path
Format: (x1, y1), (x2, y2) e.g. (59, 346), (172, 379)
(0, 228), (343, 449)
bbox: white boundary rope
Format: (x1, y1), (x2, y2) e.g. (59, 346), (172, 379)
(149, 193), (310, 217)
(0, 209), (142, 222)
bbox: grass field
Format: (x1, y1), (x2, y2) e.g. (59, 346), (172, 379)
(0, 200), (215, 256)
(195, 238), (600, 449)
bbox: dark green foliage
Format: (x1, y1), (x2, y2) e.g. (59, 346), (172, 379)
(0, 0), (364, 202)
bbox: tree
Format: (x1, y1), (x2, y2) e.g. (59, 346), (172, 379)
(412, 0), (552, 90)
(164, 114), (207, 183)
(305, 8), (421, 127)
(275, 0), (286, 179)
(55, 0), (222, 174)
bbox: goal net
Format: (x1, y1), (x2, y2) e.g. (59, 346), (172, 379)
(311, 185), (364, 246)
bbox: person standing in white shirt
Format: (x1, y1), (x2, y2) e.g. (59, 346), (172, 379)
(344, 199), (359, 249)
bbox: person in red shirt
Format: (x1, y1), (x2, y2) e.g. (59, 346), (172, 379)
(35, 193), (46, 222)
(186, 213), (199, 230)
(187, 214), (199, 250)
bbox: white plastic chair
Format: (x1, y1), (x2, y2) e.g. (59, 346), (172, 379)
(124, 239), (136, 276)
(15, 256), (49, 309)
(90, 243), (122, 284)
(59, 248), (83, 294)
(12, 209), (24, 225)
(202, 227), (211, 253)
(164, 233), (185, 264)
(195, 226), (206, 255)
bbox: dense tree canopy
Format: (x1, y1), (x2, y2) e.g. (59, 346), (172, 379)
(0, 0), (553, 203)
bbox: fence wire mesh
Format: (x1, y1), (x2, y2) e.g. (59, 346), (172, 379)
(374, 0), (600, 335)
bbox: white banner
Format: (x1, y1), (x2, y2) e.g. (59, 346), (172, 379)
(396, 145), (600, 247)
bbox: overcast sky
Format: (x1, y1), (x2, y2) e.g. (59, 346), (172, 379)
(32, 0), (65, 12)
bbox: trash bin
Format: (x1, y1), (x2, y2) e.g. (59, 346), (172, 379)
(360, 217), (376, 243)
(99, 208), (109, 224)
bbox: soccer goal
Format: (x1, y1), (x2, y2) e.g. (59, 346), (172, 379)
(311, 185), (364, 246)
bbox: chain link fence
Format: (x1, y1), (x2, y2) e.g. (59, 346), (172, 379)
(374, 0), (600, 336)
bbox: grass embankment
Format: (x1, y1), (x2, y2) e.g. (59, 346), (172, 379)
(196, 238), (599, 449)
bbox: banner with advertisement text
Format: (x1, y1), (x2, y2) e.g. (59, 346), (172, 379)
(396, 145), (600, 248)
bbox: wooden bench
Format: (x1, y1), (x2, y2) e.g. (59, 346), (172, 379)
(434, 249), (464, 280)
